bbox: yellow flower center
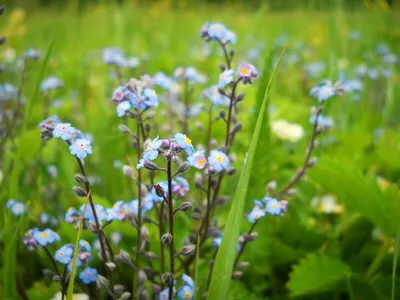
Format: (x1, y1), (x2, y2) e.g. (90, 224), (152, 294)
(272, 202), (278, 209)
(216, 155), (223, 163)
(198, 159), (205, 166)
(185, 136), (192, 145)
(184, 292), (192, 299)
(240, 67), (249, 76)
(41, 232), (48, 239)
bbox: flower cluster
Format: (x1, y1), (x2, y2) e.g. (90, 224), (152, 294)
(6, 199), (25, 216)
(23, 228), (60, 250)
(55, 240), (93, 271)
(309, 80), (343, 102)
(111, 81), (158, 117)
(38, 116), (92, 159)
(200, 22), (237, 45)
(103, 47), (139, 68)
(247, 197), (288, 223)
(218, 63), (258, 88)
(40, 76), (63, 92)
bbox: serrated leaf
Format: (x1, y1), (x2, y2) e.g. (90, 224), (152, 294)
(308, 157), (400, 237)
(207, 47), (286, 300)
(287, 252), (351, 296)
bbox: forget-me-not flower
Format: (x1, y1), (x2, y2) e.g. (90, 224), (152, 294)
(69, 138), (92, 159)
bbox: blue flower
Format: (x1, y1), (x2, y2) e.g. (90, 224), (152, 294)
(208, 22), (227, 40)
(38, 115), (60, 132)
(174, 177), (190, 197)
(159, 288), (173, 300)
(174, 133), (195, 155)
(144, 136), (162, 161)
(201, 85), (230, 106)
(136, 159), (147, 170)
(111, 232), (122, 244)
(0, 83), (17, 101)
(182, 274), (194, 288)
(247, 205), (266, 223)
(218, 69), (234, 89)
(212, 233), (222, 248)
(177, 285), (194, 300)
(152, 72), (174, 89)
(6, 199), (25, 216)
(53, 123), (75, 140)
(81, 204), (107, 223)
(79, 240), (92, 252)
(237, 63), (258, 84)
(188, 150), (207, 169)
(264, 198), (288, 216)
(55, 245), (74, 264)
(23, 48), (40, 60)
(33, 229), (60, 246)
(309, 81), (336, 102)
(367, 68), (379, 80)
(112, 86), (127, 102)
(40, 76), (63, 91)
(79, 267), (97, 284)
(309, 114), (334, 130)
(69, 138), (92, 159)
(142, 87), (159, 108)
(208, 150), (230, 172)
(116, 101), (131, 117)
(66, 207), (79, 224)
(304, 61), (325, 78)
(103, 47), (124, 65)
(348, 30), (361, 40)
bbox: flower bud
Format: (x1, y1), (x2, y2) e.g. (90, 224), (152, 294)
(161, 139), (170, 149)
(138, 269), (148, 286)
(226, 168), (236, 176)
(0, 36), (6, 45)
(141, 226), (149, 241)
(145, 251), (159, 261)
(96, 274), (109, 290)
(43, 269), (55, 278)
(106, 262), (116, 272)
(72, 186), (87, 197)
(153, 184), (165, 199)
(177, 244), (196, 257)
(119, 292), (132, 300)
(87, 222), (100, 233)
(267, 181), (277, 192)
(230, 123), (242, 135)
(286, 188), (297, 197)
(123, 165), (134, 178)
(114, 284), (125, 294)
(0, 6), (5, 16)
(179, 202), (193, 212)
(116, 249), (137, 269)
(161, 233), (173, 245)
(235, 93), (245, 102)
(218, 110), (226, 119)
(74, 174), (88, 184)
(119, 124), (132, 135)
(139, 287), (149, 300)
(151, 283), (161, 293)
(216, 196), (229, 205)
(307, 157), (318, 167)
(161, 272), (174, 286)
(219, 63), (226, 72)
(145, 111), (156, 120)
(235, 262), (250, 270)
(52, 275), (61, 282)
(232, 271), (243, 280)
(145, 123), (151, 132)
(144, 160), (161, 171)
(175, 161), (190, 176)
(196, 122), (204, 130)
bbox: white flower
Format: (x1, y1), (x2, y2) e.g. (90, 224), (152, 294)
(311, 194), (343, 214)
(271, 119), (304, 142)
(51, 292), (89, 300)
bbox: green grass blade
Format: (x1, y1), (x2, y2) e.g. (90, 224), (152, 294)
(67, 193), (90, 300)
(392, 223), (400, 300)
(22, 38), (54, 132)
(207, 46), (286, 300)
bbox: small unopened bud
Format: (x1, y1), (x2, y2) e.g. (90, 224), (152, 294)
(74, 174), (88, 184)
(286, 188), (297, 197)
(0, 6), (5, 15)
(43, 269), (55, 278)
(216, 196), (229, 205)
(119, 124), (131, 135)
(174, 161), (190, 176)
(161, 139), (170, 149)
(267, 181), (277, 192)
(96, 275), (109, 290)
(52, 275), (61, 282)
(145, 111), (156, 120)
(178, 244), (196, 257)
(219, 63), (226, 72)
(235, 262), (250, 270)
(139, 287), (149, 300)
(123, 165), (134, 178)
(145, 123), (151, 132)
(116, 249), (137, 269)
(229, 49), (235, 57)
(0, 36), (6, 45)
(72, 186), (87, 197)
(218, 88), (226, 95)
(192, 212), (202, 220)
(114, 284), (125, 294)
(161, 272), (174, 286)
(144, 160), (160, 171)
(161, 233), (173, 245)
(209, 260), (215, 266)
(179, 202), (193, 212)
(153, 184), (165, 199)
(87, 222), (100, 233)
(235, 93), (245, 102)
(218, 110), (226, 119)
(138, 270), (147, 286)
(141, 226), (149, 241)
(119, 292), (132, 300)
(231, 123), (242, 135)
(232, 271), (243, 280)
(145, 251), (159, 261)
(106, 262), (116, 272)
(247, 232), (259, 241)
(226, 168), (236, 176)
(307, 157), (318, 167)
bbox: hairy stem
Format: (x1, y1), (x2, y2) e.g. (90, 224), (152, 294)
(167, 160), (175, 300)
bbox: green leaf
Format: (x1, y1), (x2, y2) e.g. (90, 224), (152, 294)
(67, 195), (90, 300)
(207, 47), (286, 300)
(308, 157), (400, 237)
(287, 252), (351, 296)
(392, 223), (400, 300)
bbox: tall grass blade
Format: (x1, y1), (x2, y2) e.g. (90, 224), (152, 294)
(207, 46), (286, 299)
(392, 223), (400, 300)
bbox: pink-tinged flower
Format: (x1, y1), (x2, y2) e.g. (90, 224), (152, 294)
(188, 151), (207, 169)
(237, 63), (258, 84)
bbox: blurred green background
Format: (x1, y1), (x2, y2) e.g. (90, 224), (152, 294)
(1, 0), (400, 299)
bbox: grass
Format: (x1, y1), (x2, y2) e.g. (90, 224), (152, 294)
(1, 2), (400, 299)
